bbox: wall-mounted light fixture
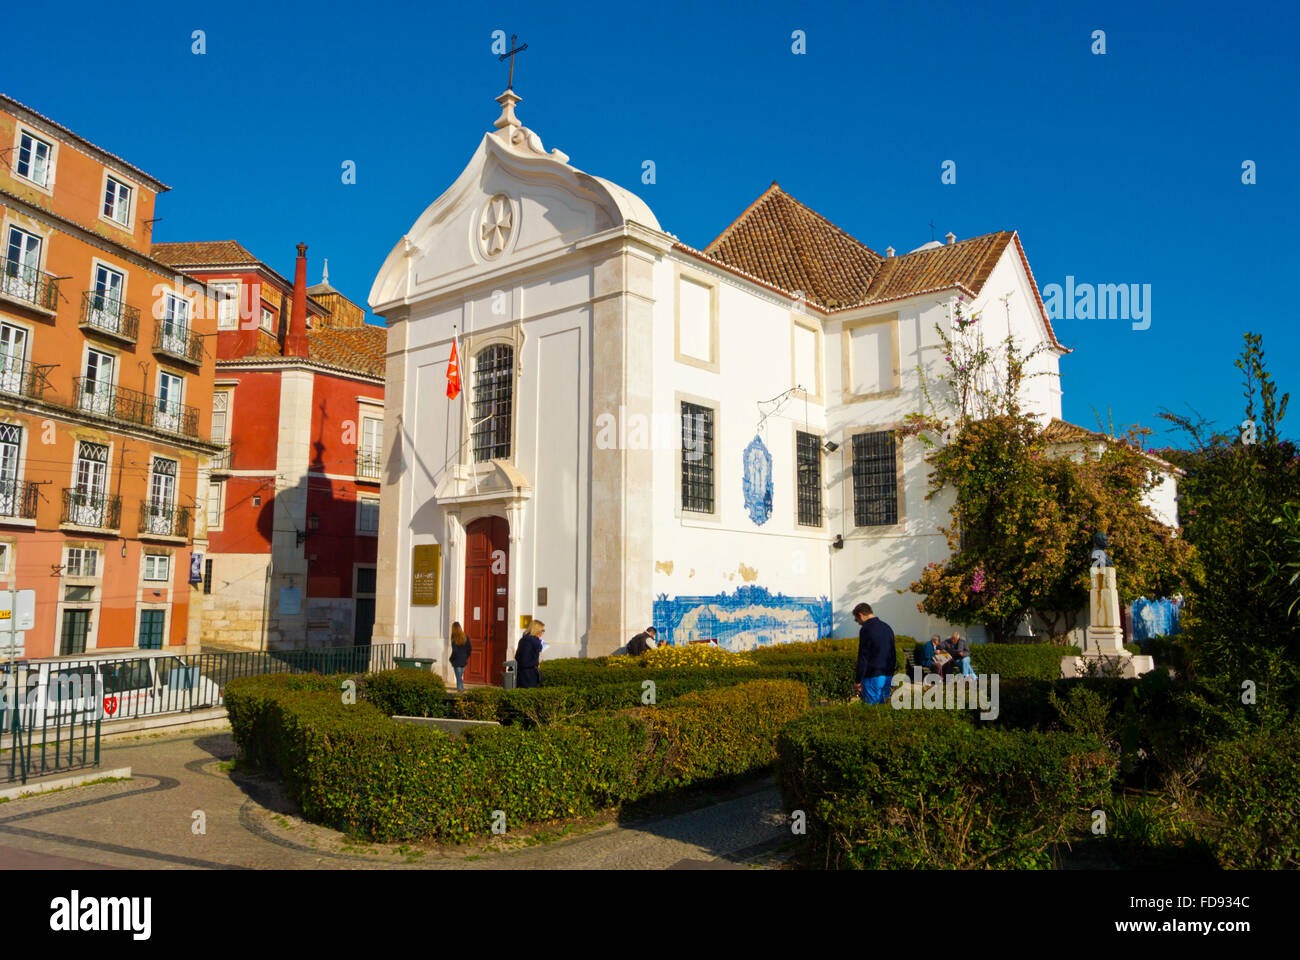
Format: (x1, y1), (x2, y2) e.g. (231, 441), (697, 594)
(832, 534), (844, 550)
(297, 514), (320, 546)
(823, 440), (839, 454)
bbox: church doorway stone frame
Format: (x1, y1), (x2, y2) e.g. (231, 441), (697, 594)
(442, 488), (528, 686)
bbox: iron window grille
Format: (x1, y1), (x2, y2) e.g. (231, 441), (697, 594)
(681, 402), (714, 514)
(852, 431), (899, 526)
(796, 431), (823, 526)
(471, 344), (513, 462)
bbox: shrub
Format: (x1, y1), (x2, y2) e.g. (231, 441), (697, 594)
(539, 658), (855, 702)
(776, 705), (1115, 869)
(1198, 723), (1300, 868)
(971, 643), (1080, 680)
(359, 670), (447, 718)
(225, 677), (809, 843)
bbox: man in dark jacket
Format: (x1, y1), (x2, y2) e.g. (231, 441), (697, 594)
(514, 620), (545, 688)
(853, 602), (896, 704)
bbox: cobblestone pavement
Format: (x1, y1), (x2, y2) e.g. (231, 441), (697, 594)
(0, 726), (796, 870)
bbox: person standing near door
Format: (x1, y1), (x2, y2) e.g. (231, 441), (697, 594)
(449, 621), (471, 693)
(515, 620), (545, 688)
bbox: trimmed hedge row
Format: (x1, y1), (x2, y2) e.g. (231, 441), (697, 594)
(225, 676), (808, 842)
(538, 656), (857, 701)
(776, 705), (1115, 869)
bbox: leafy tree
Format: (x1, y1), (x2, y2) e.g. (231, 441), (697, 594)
(907, 303), (1194, 643)
(1158, 333), (1300, 726)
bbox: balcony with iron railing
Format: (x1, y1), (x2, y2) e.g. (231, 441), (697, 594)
(152, 320), (204, 367)
(0, 480), (39, 522)
(356, 450), (382, 481)
(71, 377), (201, 439)
(138, 500), (191, 540)
(0, 258), (59, 315)
(0, 356), (56, 403)
(60, 489), (122, 531)
(79, 291), (140, 343)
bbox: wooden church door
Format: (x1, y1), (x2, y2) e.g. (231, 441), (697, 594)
(463, 516), (509, 685)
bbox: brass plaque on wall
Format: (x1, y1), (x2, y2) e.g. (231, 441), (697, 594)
(411, 544), (441, 606)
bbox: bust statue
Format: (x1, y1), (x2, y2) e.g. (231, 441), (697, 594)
(1089, 531), (1113, 570)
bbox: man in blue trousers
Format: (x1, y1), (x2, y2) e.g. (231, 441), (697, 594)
(853, 602), (896, 705)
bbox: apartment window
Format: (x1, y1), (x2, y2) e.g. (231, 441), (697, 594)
(471, 344), (513, 462)
(260, 306), (275, 333)
(3, 227), (42, 303)
(211, 390), (229, 445)
(203, 558), (213, 595)
(680, 401), (715, 514)
(103, 175), (132, 226)
(70, 442), (110, 527)
(851, 431), (899, 527)
(0, 543), (10, 575)
(206, 479), (224, 530)
(65, 547), (100, 578)
(358, 498), (380, 534)
(0, 323), (28, 391)
(15, 131), (52, 187)
(212, 281), (240, 329)
(157, 372), (184, 432)
(796, 431), (823, 526)
(359, 415), (382, 477)
(143, 554), (170, 581)
(160, 293), (190, 356)
(59, 609), (91, 656)
(137, 609), (165, 649)
(145, 457), (178, 535)
(0, 423), (21, 518)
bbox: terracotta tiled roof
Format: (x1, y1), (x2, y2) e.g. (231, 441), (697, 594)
(865, 232), (1011, 304)
(704, 183), (883, 310)
(151, 240), (260, 267)
(696, 183), (1068, 352)
(306, 325), (387, 377)
(1041, 418), (1183, 475)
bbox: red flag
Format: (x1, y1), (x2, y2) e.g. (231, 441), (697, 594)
(446, 337), (461, 399)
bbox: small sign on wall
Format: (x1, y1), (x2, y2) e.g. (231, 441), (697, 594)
(411, 544), (441, 606)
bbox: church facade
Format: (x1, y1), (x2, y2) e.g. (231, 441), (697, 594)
(368, 89), (1072, 680)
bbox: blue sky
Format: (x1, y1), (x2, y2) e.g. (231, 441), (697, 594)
(6, 0), (1295, 444)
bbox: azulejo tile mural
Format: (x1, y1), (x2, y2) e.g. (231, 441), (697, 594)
(653, 585), (833, 651)
(742, 434), (773, 525)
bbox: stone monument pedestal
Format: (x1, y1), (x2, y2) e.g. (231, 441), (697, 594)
(1060, 567), (1155, 679)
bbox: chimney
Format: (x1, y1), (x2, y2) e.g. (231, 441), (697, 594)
(945, 232), (956, 245)
(885, 246), (895, 258)
(283, 242), (309, 358)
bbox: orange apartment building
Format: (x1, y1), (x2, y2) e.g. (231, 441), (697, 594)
(0, 94), (220, 658)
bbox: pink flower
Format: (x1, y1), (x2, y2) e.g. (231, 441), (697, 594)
(971, 567), (986, 593)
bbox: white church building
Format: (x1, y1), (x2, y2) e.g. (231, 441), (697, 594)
(367, 87), (1154, 684)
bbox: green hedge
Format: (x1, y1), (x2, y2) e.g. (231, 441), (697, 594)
(225, 676), (808, 842)
(1198, 723), (1300, 868)
(776, 705), (1115, 868)
(359, 669), (447, 718)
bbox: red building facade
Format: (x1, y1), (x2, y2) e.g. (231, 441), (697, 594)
(152, 242), (384, 650)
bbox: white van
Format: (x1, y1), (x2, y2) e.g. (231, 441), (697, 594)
(0, 650), (222, 726)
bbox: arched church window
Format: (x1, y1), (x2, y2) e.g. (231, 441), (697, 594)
(472, 343), (513, 461)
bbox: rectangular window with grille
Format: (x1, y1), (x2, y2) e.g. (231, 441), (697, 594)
(471, 344), (513, 462)
(681, 401), (714, 514)
(796, 431), (822, 526)
(852, 431), (899, 526)
(203, 557), (213, 595)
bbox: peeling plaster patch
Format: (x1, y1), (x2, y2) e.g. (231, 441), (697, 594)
(738, 563), (758, 583)
(655, 560), (674, 576)
(689, 568), (695, 578)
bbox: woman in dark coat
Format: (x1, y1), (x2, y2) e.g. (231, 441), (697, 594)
(448, 621), (470, 692)
(515, 620), (545, 688)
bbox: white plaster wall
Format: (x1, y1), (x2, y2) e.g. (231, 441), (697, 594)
(962, 249), (1064, 425)
(650, 258), (831, 631)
